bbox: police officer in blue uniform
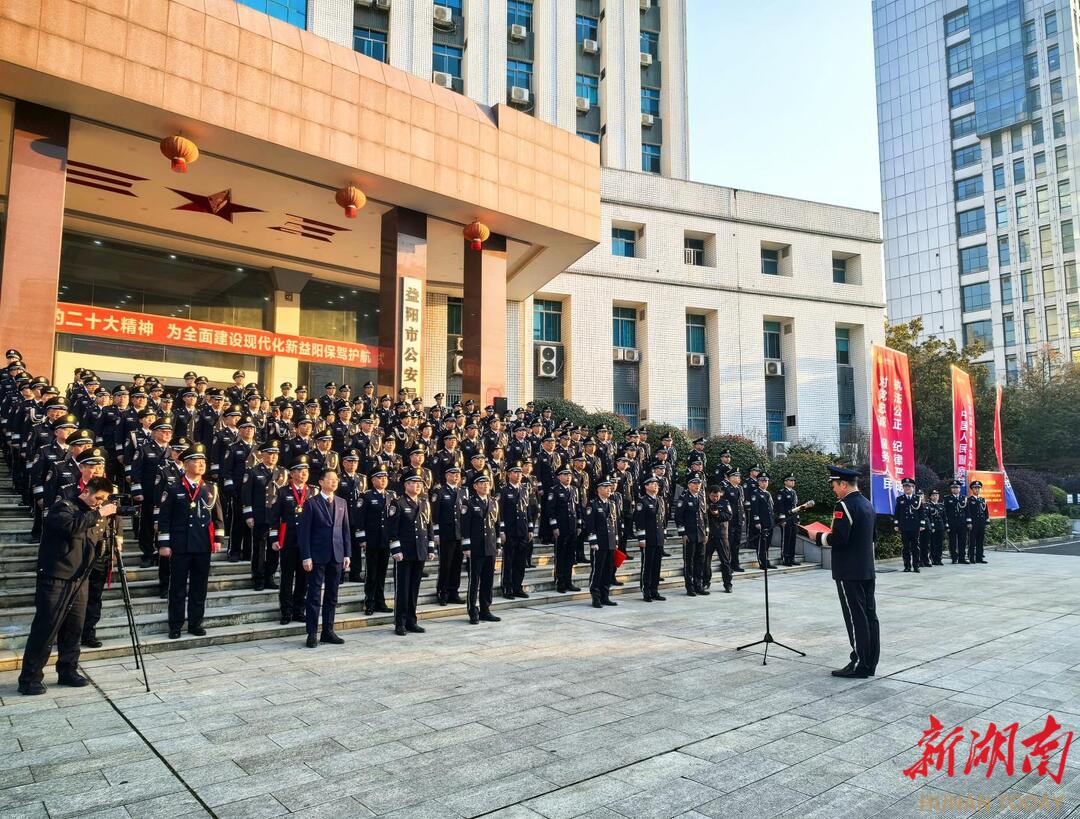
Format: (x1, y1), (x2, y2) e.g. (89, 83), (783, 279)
(967, 480), (990, 564)
(387, 473), (435, 635)
(633, 475), (667, 601)
(943, 480), (968, 563)
(893, 477), (925, 572)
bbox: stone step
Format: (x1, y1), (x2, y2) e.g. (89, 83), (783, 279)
(0, 562), (816, 669)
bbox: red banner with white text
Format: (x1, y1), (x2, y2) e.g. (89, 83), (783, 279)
(870, 344), (915, 515)
(55, 302), (380, 368)
(952, 365), (976, 491)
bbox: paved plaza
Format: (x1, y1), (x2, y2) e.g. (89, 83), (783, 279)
(0, 551), (1078, 819)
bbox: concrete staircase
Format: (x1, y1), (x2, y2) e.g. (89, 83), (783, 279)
(0, 467), (816, 671)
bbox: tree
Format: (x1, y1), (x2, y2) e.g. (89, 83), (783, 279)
(885, 318), (993, 476)
(998, 346), (1080, 472)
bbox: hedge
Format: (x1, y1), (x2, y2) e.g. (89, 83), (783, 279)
(769, 450), (836, 509)
(985, 513), (1071, 543)
(704, 435), (769, 476)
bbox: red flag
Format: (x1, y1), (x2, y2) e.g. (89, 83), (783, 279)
(869, 345), (914, 514)
(614, 548), (628, 568)
(951, 365), (976, 490)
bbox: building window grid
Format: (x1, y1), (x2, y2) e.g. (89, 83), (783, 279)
(614, 402), (639, 429)
(957, 207), (986, 237)
(761, 248), (779, 275)
(1002, 274), (1014, 306)
(963, 319), (994, 350)
(1047, 306), (1061, 341)
(686, 315), (706, 353)
(687, 407), (708, 438)
(576, 15), (597, 43)
(950, 82), (975, 108)
(944, 8), (969, 36)
(953, 144), (982, 170)
(507, 59), (532, 91)
(955, 176), (983, 201)
(947, 41), (971, 76)
(612, 306), (637, 349)
(354, 27), (388, 63)
(962, 282), (992, 313)
(433, 44), (463, 79)
(507, 0), (532, 29)
(833, 257), (847, 283)
(236, 0), (306, 28)
(612, 227), (637, 258)
(642, 143), (661, 174)
(641, 87), (661, 116)
(1003, 313), (1017, 346)
(1069, 303), (1080, 338)
(960, 244), (988, 274)
(998, 236), (1011, 267)
(835, 327), (851, 365)
(533, 299), (562, 342)
(576, 74), (599, 104)
(684, 238), (706, 267)
(763, 321), (781, 360)
(640, 30), (659, 58)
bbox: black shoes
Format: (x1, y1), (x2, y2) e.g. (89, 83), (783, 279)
(601, 599), (617, 606)
(253, 583), (265, 592)
(447, 595), (465, 604)
(81, 634), (102, 649)
(695, 587), (710, 596)
(437, 592), (448, 606)
(479, 612), (501, 622)
(557, 585), (567, 593)
(320, 631), (344, 644)
(568, 584), (581, 592)
(280, 615), (291, 625)
(374, 604), (392, 614)
(18, 682), (46, 696)
(469, 613), (480, 624)
(227, 554), (240, 563)
(977, 559), (988, 564)
(188, 625), (206, 637)
(733, 566), (746, 573)
(515, 590), (530, 599)
(611, 579), (624, 587)
(306, 634), (319, 648)
(168, 629), (181, 640)
(139, 558), (153, 569)
(903, 567), (911, 572)
(832, 667), (871, 679)
(653, 594), (666, 601)
(643, 595), (653, 602)
(395, 624), (407, 635)
(592, 599), (603, 608)
(264, 580), (279, 590)
(405, 623), (426, 633)
(686, 588), (697, 597)
(57, 673), (89, 687)
(762, 561), (777, 569)
(723, 585), (732, 593)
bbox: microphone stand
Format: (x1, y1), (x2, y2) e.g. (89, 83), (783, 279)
(736, 523), (805, 665)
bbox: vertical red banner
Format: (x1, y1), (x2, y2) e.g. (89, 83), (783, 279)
(951, 365), (976, 490)
(870, 345), (915, 514)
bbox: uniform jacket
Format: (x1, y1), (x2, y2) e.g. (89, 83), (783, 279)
(675, 489), (709, 541)
(817, 490), (876, 581)
(386, 494), (434, 560)
(461, 493), (500, 557)
(358, 488), (398, 549)
(893, 493), (926, 533)
(633, 493), (667, 548)
(498, 481), (531, 540)
(584, 497), (620, 550)
(157, 477), (225, 554)
(297, 492), (351, 564)
(431, 483), (465, 541)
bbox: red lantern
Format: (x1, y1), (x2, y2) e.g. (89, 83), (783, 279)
(160, 135), (199, 173)
(334, 185), (367, 218)
(463, 220), (490, 251)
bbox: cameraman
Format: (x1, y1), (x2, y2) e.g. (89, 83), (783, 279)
(18, 476), (117, 695)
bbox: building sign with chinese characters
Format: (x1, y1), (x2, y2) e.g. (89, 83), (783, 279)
(55, 302), (379, 367)
(398, 276), (423, 397)
(869, 344), (915, 515)
(952, 365), (976, 492)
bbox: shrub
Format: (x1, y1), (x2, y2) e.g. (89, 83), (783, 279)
(529, 398), (588, 429)
(874, 528), (902, 560)
(704, 435), (769, 476)
(1008, 469), (1054, 517)
(914, 463), (940, 494)
(584, 411), (629, 439)
(770, 450), (836, 509)
(641, 423), (690, 466)
(985, 513), (1071, 543)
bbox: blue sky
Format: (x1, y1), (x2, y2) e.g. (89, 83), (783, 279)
(687, 0), (881, 213)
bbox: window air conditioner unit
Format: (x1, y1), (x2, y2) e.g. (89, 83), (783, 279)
(687, 353), (706, 367)
(509, 23), (528, 41)
(765, 360), (784, 377)
(576, 96), (591, 113)
(374, 0), (390, 9)
(641, 113), (654, 127)
(613, 347), (626, 362)
(640, 0), (650, 10)
(455, 336), (463, 352)
(356, 0), (373, 6)
(623, 348), (641, 363)
(640, 52), (653, 67)
(432, 71), (454, 88)
(582, 38), (599, 55)
(536, 345), (558, 378)
(433, 5), (453, 25)
(510, 86), (530, 105)
(452, 354), (464, 376)
(768, 441), (790, 458)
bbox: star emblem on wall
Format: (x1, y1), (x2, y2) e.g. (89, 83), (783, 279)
(168, 188), (263, 222)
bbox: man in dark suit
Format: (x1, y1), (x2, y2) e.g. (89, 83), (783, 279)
(812, 465), (880, 679)
(298, 467), (351, 647)
(18, 476), (117, 695)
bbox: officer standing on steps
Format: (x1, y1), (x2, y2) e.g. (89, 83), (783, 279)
(812, 465), (879, 679)
(705, 484), (733, 593)
(548, 467), (581, 593)
(498, 464), (532, 600)
(387, 473), (434, 636)
(967, 480), (990, 564)
(675, 474), (709, 596)
(775, 473), (800, 567)
(156, 444), (225, 640)
(633, 475), (667, 601)
(722, 468), (746, 573)
(243, 440), (285, 591)
(461, 474), (502, 625)
(942, 480), (968, 563)
(359, 469), (396, 616)
(433, 466), (466, 605)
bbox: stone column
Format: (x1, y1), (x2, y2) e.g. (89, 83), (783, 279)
(0, 102), (70, 377)
(462, 234), (507, 406)
(378, 208), (428, 396)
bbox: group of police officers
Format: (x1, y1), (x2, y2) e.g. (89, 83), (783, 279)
(891, 476), (991, 572)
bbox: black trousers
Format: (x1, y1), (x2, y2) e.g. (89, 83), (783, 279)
(730, 518), (743, 569)
(394, 558), (424, 627)
(554, 531), (576, 588)
(753, 526), (771, 567)
(158, 553), (170, 596)
(467, 552), (495, 616)
(683, 538), (705, 590)
(919, 529), (932, 567)
(82, 565), (108, 639)
(278, 547), (308, 620)
(589, 548), (613, 601)
(138, 499), (156, 560)
(639, 543), (662, 597)
(229, 495), (251, 560)
(929, 528), (944, 564)
(348, 538), (364, 582)
(364, 546), (389, 611)
(704, 529), (732, 590)
(836, 578), (880, 674)
(19, 574), (89, 685)
(169, 551), (211, 630)
(781, 520), (798, 564)
(900, 530), (921, 569)
(437, 538), (463, 598)
(968, 525), (986, 562)
(501, 536), (528, 594)
(251, 525), (279, 585)
(305, 560), (341, 635)
(947, 527), (966, 562)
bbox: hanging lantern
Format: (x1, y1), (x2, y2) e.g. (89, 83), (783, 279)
(334, 185), (367, 218)
(160, 135), (199, 173)
(463, 220), (490, 251)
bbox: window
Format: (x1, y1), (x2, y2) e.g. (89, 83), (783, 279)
(1027, 352), (1038, 370)
(761, 248), (779, 275)
(1048, 44), (1061, 72)
(1057, 146), (1069, 174)
(433, 44), (463, 79)
(446, 297), (462, 335)
(958, 207), (985, 237)
(507, 0), (532, 29)
(998, 236), (1011, 267)
(1015, 191), (1028, 224)
(1059, 180), (1072, 214)
(1067, 261), (1077, 294)
(686, 314), (706, 354)
(1013, 129), (1025, 152)
(1051, 79), (1064, 105)
(1022, 20), (1036, 48)
(1024, 309), (1037, 342)
(952, 114), (976, 138)
(1033, 118), (1045, 146)
(685, 237), (706, 267)
(1028, 86), (1042, 113)
(1038, 187), (1051, 221)
(507, 59), (532, 91)
(992, 164), (1005, 189)
(435, 0), (462, 11)
(963, 319), (994, 349)
(955, 176), (983, 201)
(687, 407), (708, 438)
(763, 321), (781, 360)
(835, 327), (850, 365)
(1045, 11), (1058, 37)
(1070, 303), (1080, 338)
(1063, 219), (1076, 252)
(950, 82), (974, 108)
(1035, 152), (1047, 178)
(1047, 306), (1061, 340)
(1002, 273), (1014, 305)
(1022, 269), (1034, 300)
(961, 282), (991, 312)
(1054, 111), (1066, 139)
(640, 30), (659, 58)
(577, 131), (600, 144)
(641, 87), (660, 116)
(614, 402), (639, 429)
(1013, 157), (1026, 183)
(354, 28), (388, 62)
(992, 133), (1003, 157)
(996, 197), (1008, 228)
(576, 74), (598, 105)
(612, 227), (637, 258)
(1043, 264), (1057, 295)
(1006, 355), (1019, 384)
(944, 8), (968, 36)
(612, 306), (637, 348)
(947, 41), (971, 76)
(641, 144), (661, 174)
(236, 0), (306, 28)
(766, 410), (784, 443)
(576, 14), (597, 43)
(959, 244), (988, 274)
(1019, 231), (1031, 263)
(833, 257), (847, 283)
(1025, 53), (1039, 81)
(1003, 313), (1016, 346)
(954, 145), (982, 170)
(533, 299), (562, 342)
